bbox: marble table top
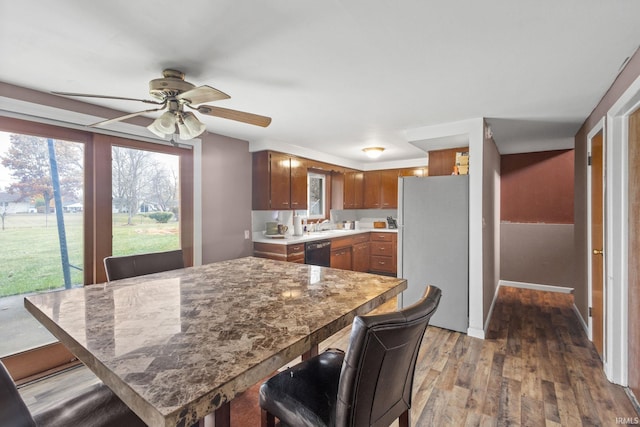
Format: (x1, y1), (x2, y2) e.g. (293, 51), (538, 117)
(24, 256), (406, 427)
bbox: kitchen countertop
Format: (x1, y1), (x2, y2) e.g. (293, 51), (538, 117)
(253, 227), (398, 245)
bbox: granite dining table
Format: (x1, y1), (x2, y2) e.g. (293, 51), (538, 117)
(24, 256), (407, 427)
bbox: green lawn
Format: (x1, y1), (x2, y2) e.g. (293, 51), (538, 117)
(0, 212), (179, 297)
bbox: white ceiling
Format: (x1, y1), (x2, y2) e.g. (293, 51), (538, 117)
(1, 1), (639, 166)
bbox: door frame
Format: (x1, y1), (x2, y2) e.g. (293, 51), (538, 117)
(586, 118), (605, 354)
(604, 73), (640, 384)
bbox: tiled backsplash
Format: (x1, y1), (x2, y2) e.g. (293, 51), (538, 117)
(251, 209), (398, 233)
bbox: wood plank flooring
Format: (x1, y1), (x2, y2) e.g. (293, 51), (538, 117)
(20, 286), (639, 426)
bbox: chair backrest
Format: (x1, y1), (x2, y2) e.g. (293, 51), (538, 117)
(103, 249), (185, 282)
(0, 361), (36, 427)
(335, 285), (442, 427)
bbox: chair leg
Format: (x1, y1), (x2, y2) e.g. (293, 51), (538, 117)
(399, 408), (410, 427)
(261, 409), (276, 427)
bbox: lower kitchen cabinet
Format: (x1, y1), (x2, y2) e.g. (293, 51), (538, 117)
(330, 247), (352, 270)
(352, 241), (370, 272)
(254, 231), (396, 274)
(369, 232), (397, 275)
(253, 242), (305, 263)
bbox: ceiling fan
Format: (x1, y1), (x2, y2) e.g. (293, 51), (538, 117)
(52, 69), (272, 140)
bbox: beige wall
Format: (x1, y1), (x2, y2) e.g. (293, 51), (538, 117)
(574, 47), (640, 320)
(200, 132), (253, 263)
(482, 125), (501, 323)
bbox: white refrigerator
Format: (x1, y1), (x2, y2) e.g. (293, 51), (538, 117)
(397, 175), (469, 333)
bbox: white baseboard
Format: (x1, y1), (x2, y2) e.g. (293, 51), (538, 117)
(572, 303), (589, 336)
(483, 283), (502, 336)
(499, 280), (574, 294)
(467, 327), (485, 339)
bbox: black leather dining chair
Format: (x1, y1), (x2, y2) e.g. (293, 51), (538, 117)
(259, 285), (442, 427)
(103, 249), (184, 281)
(0, 361), (145, 427)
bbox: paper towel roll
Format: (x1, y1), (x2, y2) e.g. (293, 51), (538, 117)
(293, 215), (303, 236)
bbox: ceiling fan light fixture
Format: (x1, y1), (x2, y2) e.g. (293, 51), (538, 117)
(177, 120), (195, 140)
(182, 112), (206, 138)
(363, 147), (385, 159)
(150, 110), (177, 135)
(147, 122), (167, 138)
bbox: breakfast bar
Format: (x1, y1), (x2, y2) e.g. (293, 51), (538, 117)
(24, 256), (406, 427)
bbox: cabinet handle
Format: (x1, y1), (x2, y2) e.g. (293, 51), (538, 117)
(378, 261), (386, 265)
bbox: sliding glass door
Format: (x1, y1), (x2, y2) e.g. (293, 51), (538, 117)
(0, 117), (193, 381)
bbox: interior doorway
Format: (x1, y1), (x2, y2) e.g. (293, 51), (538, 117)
(589, 129), (605, 359)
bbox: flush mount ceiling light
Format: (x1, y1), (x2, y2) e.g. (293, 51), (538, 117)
(362, 147), (385, 159)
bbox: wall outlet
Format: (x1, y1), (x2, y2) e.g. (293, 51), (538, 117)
(244, 230), (250, 239)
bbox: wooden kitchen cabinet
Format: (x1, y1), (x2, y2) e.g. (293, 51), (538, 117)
(363, 171), (381, 208)
(364, 169), (399, 209)
(399, 167), (427, 177)
(380, 169), (399, 208)
(369, 232), (397, 275)
(343, 171), (364, 209)
(253, 242), (305, 263)
(330, 247), (352, 270)
(252, 151), (308, 210)
(352, 241), (370, 272)
(290, 157), (307, 210)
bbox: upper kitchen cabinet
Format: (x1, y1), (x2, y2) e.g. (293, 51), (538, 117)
(364, 169), (399, 209)
(427, 147), (468, 176)
(399, 167), (427, 177)
(343, 170), (364, 209)
(252, 151), (308, 210)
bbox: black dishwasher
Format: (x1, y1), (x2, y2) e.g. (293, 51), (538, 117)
(304, 240), (331, 266)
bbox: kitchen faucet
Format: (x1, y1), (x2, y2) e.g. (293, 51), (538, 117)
(317, 219), (331, 231)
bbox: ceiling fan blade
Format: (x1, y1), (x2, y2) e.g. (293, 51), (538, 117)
(176, 85), (230, 105)
(196, 105), (272, 127)
(52, 91), (163, 105)
(89, 107), (165, 127)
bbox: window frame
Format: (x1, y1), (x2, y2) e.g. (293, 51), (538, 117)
(0, 116), (194, 381)
(307, 170), (328, 220)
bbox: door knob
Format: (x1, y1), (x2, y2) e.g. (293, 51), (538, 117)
(593, 249), (603, 255)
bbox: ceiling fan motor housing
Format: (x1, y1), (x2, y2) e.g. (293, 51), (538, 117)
(149, 69), (195, 101)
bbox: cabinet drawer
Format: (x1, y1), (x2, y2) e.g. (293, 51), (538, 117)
(370, 232), (396, 242)
(287, 244), (305, 256)
(370, 256), (396, 273)
(331, 236), (354, 249)
(370, 242), (394, 256)
(352, 233), (370, 244)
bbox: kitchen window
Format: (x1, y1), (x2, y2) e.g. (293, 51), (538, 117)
(307, 171), (326, 219)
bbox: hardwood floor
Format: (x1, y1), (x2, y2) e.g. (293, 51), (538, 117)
(20, 286), (639, 426)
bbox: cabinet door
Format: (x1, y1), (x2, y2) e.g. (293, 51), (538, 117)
(270, 152), (291, 209)
(363, 171), (381, 208)
(352, 242), (370, 272)
(353, 172), (364, 208)
(290, 157), (308, 210)
(343, 172), (355, 209)
(380, 169), (399, 208)
(330, 248), (352, 270)
(343, 171), (363, 209)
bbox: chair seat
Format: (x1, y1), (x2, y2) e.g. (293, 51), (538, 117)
(32, 382), (146, 427)
(259, 349), (345, 427)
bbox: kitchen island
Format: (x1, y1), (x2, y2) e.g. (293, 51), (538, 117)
(24, 256), (406, 427)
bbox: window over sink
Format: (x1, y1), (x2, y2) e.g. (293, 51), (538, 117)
(307, 171), (326, 219)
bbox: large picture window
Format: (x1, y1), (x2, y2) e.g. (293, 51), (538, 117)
(0, 117), (193, 381)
